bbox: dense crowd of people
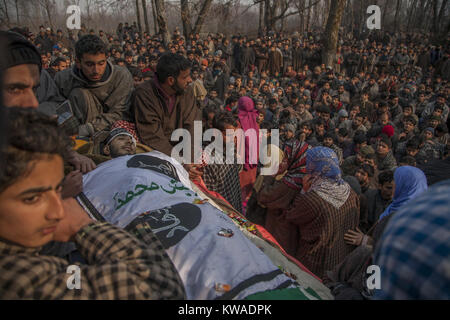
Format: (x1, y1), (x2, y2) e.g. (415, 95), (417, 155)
(0, 22), (449, 300)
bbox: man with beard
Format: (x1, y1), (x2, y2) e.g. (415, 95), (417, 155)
(132, 53), (202, 178)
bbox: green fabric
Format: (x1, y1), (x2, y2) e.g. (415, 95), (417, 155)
(244, 287), (323, 300)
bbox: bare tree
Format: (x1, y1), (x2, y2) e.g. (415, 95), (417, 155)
(258, 0), (264, 36)
(193, 0), (213, 34)
(407, 0), (419, 30)
(38, 0), (56, 30)
(1, 0), (11, 26)
(322, 0), (346, 66)
(136, 0), (142, 33)
(14, 0), (19, 24)
(153, 0), (170, 45)
(151, 0), (158, 34)
(142, 0), (150, 33)
(180, 0), (192, 39)
(394, 0), (402, 31)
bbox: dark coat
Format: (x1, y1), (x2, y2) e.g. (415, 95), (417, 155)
(283, 190), (360, 280)
(132, 79), (200, 158)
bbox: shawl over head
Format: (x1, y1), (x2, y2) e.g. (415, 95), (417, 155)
(238, 96), (260, 170)
(379, 166), (428, 220)
(306, 147), (351, 209)
(280, 140), (310, 191)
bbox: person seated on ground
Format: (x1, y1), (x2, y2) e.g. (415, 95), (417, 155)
(0, 108), (185, 299)
(132, 53), (202, 180)
(0, 30), (96, 175)
(327, 166), (428, 300)
(398, 155), (417, 167)
(321, 131), (343, 165)
(354, 163), (376, 195)
(201, 112), (243, 213)
(362, 170), (394, 232)
(298, 121), (319, 146)
(281, 147), (360, 280)
(55, 35), (134, 138)
(131, 68), (144, 88)
(373, 178), (450, 300)
(344, 166), (427, 250)
(47, 57), (68, 79)
(280, 123), (297, 149)
(375, 135), (397, 171)
(79, 147), (331, 300)
(341, 145), (375, 177)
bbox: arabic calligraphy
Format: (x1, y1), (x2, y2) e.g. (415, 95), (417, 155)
(130, 203), (202, 249)
(114, 179), (191, 210)
(136, 161), (178, 179)
(127, 155), (181, 182)
(150, 208), (189, 238)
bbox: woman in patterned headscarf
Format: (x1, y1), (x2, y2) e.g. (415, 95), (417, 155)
(254, 139), (310, 246)
(282, 147), (360, 280)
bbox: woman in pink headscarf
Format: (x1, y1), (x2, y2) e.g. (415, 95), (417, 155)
(237, 96), (260, 213)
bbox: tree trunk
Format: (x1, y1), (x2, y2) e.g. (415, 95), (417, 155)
(136, 0), (142, 33)
(259, 0), (264, 37)
(151, 0), (159, 35)
(15, 0), (19, 24)
(153, 0), (170, 46)
(382, 0), (389, 25)
(222, 1), (232, 36)
(394, 0), (402, 31)
(142, 0), (150, 33)
(1, 0), (10, 26)
(431, 0), (447, 34)
(436, 0), (448, 33)
(193, 0), (213, 35)
(264, 0), (271, 34)
(418, 0), (432, 30)
(44, 0), (54, 30)
(298, 0), (305, 34)
(180, 0), (192, 40)
(407, 0), (418, 30)
(322, 0), (347, 66)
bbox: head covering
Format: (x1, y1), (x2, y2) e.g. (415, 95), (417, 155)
(382, 125), (395, 138)
(237, 96), (260, 170)
(284, 123), (295, 134)
(360, 145), (375, 157)
(280, 140), (309, 190)
(338, 109), (348, 118)
(373, 180), (450, 299)
(0, 31), (42, 71)
(425, 127), (435, 135)
(306, 147), (351, 209)
(379, 166), (428, 220)
(110, 120), (140, 143)
(105, 128), (136, 147)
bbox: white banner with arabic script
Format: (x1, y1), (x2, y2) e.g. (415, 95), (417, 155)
(82, 151), (304, 300)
